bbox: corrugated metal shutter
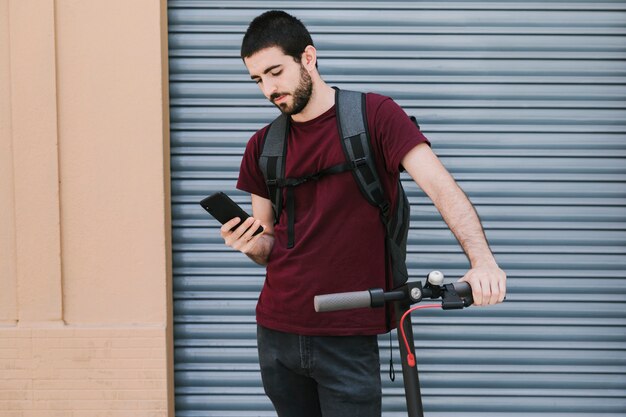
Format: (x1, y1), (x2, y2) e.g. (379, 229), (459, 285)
(168, 1), (626, 415)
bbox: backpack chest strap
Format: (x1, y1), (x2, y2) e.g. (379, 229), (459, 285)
(267, 160), (358, 249)
(259, 108), (370, 249)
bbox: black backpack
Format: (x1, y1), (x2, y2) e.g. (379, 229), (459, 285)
(259, 88), (413, 289)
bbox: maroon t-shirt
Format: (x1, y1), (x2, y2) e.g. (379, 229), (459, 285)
(237, 93), (429, 336)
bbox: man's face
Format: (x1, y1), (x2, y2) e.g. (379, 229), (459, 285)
(245, 46), (313, 116)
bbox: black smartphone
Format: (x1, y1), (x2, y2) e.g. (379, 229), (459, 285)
(199, 192), (264, 236)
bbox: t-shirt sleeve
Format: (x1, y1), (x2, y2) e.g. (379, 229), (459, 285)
(368, 95), (431, 174)
(236, 130), (270, 198)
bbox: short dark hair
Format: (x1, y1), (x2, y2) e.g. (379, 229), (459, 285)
(241, 10), (315, 64)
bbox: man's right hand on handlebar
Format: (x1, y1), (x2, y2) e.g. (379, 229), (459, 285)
(458, 263), (506, 307)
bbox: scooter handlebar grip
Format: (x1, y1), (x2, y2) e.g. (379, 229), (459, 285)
(452, 281), (474, 306)
(314, 290), (372, 313)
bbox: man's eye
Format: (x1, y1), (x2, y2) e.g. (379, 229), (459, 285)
(254, 79), (262, 84)
(271, 71), (282, 77)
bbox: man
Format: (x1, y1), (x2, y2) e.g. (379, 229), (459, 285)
(220, 10), (506, 417)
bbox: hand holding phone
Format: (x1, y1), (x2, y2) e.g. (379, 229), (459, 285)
(199, 192), (264, 236)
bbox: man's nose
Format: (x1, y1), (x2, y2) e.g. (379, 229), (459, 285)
(262, 79), (277, 98)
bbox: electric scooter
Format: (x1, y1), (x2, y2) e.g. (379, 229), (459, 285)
(314, 271), (474, 417)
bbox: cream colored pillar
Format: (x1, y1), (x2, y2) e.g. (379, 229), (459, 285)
(0, 0), (17, 325)
(7, 0), (64, 325)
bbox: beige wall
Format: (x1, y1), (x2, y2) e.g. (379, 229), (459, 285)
(1, 0), (174, 415)
(0, 0), (17, 324)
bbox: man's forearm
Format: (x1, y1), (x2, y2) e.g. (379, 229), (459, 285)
(432, 182), (496, 267)
(403, 144), (497, 267)
(402, 144), (505, 305)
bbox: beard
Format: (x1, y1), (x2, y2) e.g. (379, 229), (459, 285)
(270, 65), (313, 116)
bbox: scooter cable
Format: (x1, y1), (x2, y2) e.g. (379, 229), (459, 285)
(399, 304), (441, 367)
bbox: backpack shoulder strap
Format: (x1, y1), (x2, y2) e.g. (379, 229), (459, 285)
(335, 89), (388, 215)
(336, 89), (410, 287)
(259, 113), (289, 223)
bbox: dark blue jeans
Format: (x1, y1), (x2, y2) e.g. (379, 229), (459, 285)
(257, 325), (382, 417)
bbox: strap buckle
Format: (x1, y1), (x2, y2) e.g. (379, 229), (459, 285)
(380, 201), (391, 218)
(266, 179), (287, 187)
(352, 157), (367, 169)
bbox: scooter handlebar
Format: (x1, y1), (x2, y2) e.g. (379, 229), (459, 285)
(451, 281), (474, 307)
(314, 280), (474, 313)
(314, 290), (372, 313)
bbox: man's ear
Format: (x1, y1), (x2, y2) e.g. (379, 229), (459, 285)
(301, 45), (317, 70)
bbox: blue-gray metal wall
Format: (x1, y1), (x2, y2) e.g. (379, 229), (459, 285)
(168, 1), (626, 415)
